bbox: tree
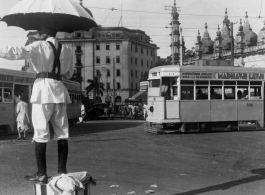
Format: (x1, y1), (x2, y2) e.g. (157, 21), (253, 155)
(85, 76), (105, 99)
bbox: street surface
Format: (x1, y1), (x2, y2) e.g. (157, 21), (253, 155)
(1, 120), (265, 195)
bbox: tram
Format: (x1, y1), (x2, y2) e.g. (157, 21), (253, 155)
(145, 59), (265, 133)
(0, 68), (81, 134)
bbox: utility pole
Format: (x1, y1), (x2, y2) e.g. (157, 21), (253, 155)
(112, 58), (116, 113)
(230, 22), (234, 63)
(165, 0), (181, 65)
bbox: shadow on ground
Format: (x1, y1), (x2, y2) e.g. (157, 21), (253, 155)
(172, 168), (265, 195)
(69, 122), (144, 137)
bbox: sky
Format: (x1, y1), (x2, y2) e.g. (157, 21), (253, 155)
(0, 0), (264, 69)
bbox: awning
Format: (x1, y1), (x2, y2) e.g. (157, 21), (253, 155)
(129, 91), (147, 101)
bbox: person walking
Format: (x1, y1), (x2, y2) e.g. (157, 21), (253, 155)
(14, 91), (30, 140)
(0, 23), (73, 184)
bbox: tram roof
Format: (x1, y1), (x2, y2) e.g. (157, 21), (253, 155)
(149, 65), (265, 74)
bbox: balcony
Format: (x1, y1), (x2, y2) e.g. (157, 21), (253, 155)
(75, 50), (83, 55)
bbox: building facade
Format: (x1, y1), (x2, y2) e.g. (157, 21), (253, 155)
(184, 9), (265, 68)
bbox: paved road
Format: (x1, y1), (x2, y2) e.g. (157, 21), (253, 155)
(1, 121), (265, 195)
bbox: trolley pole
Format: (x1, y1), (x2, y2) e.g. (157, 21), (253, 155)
(112, 58), (115, 113)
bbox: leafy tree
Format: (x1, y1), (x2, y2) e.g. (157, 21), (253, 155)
(85, 76), (105, 99)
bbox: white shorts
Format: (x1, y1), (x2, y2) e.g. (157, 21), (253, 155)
(32, 103), (69, 143)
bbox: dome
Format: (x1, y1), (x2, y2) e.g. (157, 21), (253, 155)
(243, 12), (257, 46)
(223, 8), (230, 25)
(257, 20), (265, 45)
(202, 23), (214, 54)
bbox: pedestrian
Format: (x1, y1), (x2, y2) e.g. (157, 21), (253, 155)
(14, 91), (30, 140)
(0, 23), (74, 184)
(143, 103), (148, 120)
(80, 103), (86, 123)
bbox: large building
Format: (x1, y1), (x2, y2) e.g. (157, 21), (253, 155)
(56, 27), (158, 104)
(24, 2), (158, 105)
(184, 9), (265, 68)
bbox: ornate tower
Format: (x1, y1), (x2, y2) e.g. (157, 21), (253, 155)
(221, 8), (232, 50)
(201, 23), (214, 54)
(214, 25), (223, 59)
(166, 0), (181, 65)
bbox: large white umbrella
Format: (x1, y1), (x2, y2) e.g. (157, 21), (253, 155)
(0, 0), (97, 33)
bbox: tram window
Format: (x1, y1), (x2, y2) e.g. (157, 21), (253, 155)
(250, 81), (262, 85)
(196, 87), (208, 100)
(181, 80), (194, 85)
(250, 86), (261, 100)
(149, 79), (160, 87)
(237, 87), (248, 100)
(196, 80), (209, 85)
(224, 87), (235, 99)
(210, 87), (222, 99)
(237, 81), (249, 85)
(210, 80), (222, 85)
(181, 86), (194, 100)
(3, 88), (13, 103)
(224, 81), (236, 85)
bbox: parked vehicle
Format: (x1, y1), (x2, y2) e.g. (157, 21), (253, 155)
(87, 103), (115, 120)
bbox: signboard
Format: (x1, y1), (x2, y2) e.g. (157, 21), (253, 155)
(181, 72), (265, 80)
(0, 74), (35, 84)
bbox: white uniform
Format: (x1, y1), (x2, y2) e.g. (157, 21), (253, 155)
(0, 37), (74, 142)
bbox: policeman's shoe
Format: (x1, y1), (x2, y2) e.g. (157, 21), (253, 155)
(24, 172), (48, 184)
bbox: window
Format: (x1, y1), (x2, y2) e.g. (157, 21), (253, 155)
(135, 58), (138, 65)
(181, 86), (194, 100)
(116, 69), (121, 77)
(117, 82), (121, 89)
(210, 87), (222, 99)
(131, 44), (133, 51)
(237, 87), (248, 100)
(96, 70), (101, 77)
(135, 83), (138, 90)
(250, 86), (261, 100)
(151, 50), (153, 56)
(106, 56), (110, 64)
(135, 70), (138, 78)
(135, 45), (137, 52)
(147, 60), (149, 67)
(141, 59), (143, 66)
(96, 56), (100, 64)
(116, 44), (120, 50)
(116, 56), (120, 63)
(224, 86), (235, 99)
(107, 70), (110, 77)
(3, 88), (12, 103)
(150, 79), (160, 87)
(76, 32), (81, 38)
(131, 57), (133, 64)
(96, 44), (100, 50)
(196, 87), (208, 100)
(131, 70), (133, 77)
(147, 49), (149, 55)
(0, 88), (2, 103)
(107, 82), (110, 90)
(141, 47), (143, 54)
(106, 43), (110, 50)
(151, 61), (153, 67)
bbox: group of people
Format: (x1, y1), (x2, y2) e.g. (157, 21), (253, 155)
(118, 103), (148, 120)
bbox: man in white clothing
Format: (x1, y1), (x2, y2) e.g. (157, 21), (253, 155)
(0, 24), (74, 184)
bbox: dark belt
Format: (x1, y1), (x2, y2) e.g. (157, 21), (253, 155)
(36, 72), (62, 81)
